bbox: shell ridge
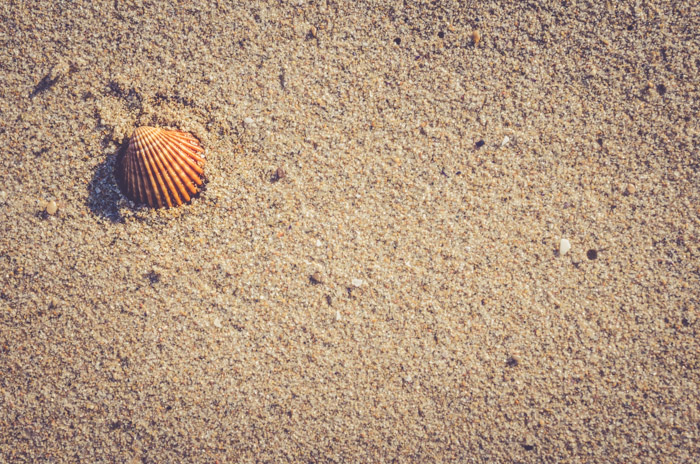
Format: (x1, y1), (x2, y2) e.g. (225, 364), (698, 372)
(167, 130), (204, 152)
(136, 129), (162, 207)
(144, 129), (178, 207)
(142, 135), (175, 208)
(162, 131), (206, 164)
(148, 134), (186, 207)
(151, 135), (192, 203)
(143, 130), (174, 207)
(128, 134), (148, 204)
(158, 138), (203, 193)
(127, 138), (146, 205)
(165, 139), (206, 178)
(161, 136), (206, 171)
(119, 126), (205, 208)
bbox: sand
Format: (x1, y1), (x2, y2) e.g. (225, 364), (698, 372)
(1, 0), (699, 462)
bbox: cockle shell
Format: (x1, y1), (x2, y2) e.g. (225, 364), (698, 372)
(121, 126), (205, 208)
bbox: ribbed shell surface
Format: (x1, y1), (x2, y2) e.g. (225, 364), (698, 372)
(122, 127), (205, 208)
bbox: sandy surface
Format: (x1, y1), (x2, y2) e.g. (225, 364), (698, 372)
(1, 1), (699, 462)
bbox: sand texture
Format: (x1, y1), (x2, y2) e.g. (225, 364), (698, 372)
(1, 1), (699, 462)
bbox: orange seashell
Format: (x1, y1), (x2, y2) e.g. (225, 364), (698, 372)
(120, 126), (206, 208)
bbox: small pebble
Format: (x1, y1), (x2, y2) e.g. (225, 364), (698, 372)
(310, 272), (323, 284)
(351, 278), (364, 287)
(501, 136), (510, 147)
(472, 30), (481, 46)
(0, 191), (7, 205)
(475, 140), (485, 148)
(559, 238), (571, 256)
(271, 167), (286, 183)
(244, 117), (254, 125)
(213, 317), (223, 328)
(624, 183), (636, 195)
(46, 200), (58, 215)
(335, 311), (341, 321)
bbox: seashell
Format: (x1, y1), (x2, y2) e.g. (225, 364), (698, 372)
(120, 126), (205, 208)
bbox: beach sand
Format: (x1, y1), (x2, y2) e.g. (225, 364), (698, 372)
(1, 1), (698, 462)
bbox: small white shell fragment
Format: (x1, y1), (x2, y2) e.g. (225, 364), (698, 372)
(213, 317), (222, 328)
(501, 135), (510, 147)
(244, 117), (254, 125)
(335, 311), (341, 321)
(559, 238), (571, 256)
(351, 278), (364, 287)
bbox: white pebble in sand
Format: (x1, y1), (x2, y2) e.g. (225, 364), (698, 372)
(244, 117), (254, 125)
(213, 317), (222, 328)
(46, 200), (58, 215)
(351, 278), (364, 287)
(559, 238), (571, 256)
